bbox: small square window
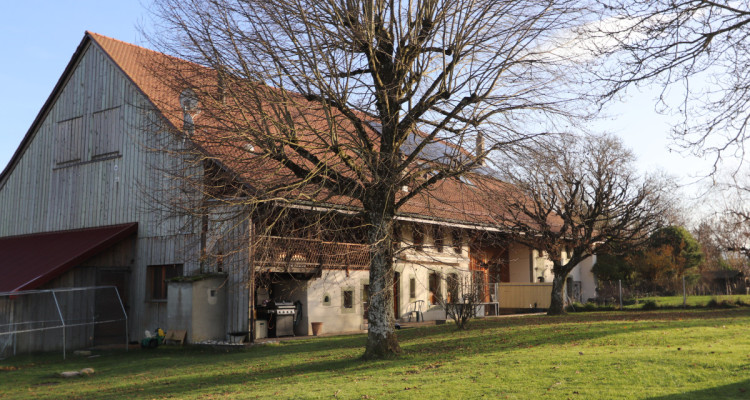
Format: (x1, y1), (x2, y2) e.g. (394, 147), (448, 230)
(147, 264), (183, 301)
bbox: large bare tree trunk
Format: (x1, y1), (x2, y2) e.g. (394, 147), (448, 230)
(363, 189), (401, 359)
(548, 266), (567, 315)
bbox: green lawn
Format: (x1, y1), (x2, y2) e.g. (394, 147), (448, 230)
(623, 295), (750, 308)
(2, 309), (750, 399)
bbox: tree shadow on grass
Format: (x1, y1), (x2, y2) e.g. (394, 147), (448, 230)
(69, 308), (750, 399)
(648, 379), (750, 400)
(5, 308), (750, 399)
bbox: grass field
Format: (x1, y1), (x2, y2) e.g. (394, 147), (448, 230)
(2, 308), (750, 399)
(622, 294), (750, 309)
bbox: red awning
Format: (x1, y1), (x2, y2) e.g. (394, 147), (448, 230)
(0, 223), (137, 292)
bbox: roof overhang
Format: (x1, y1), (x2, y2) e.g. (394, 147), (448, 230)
(0, 223), (138, 292)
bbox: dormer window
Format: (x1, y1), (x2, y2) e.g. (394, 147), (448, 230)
(412, 224), (424, 251)
(434, 226), (444, 252)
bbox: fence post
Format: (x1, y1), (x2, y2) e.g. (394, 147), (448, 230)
(618, 280), (623, 310)
(682, 276), (687, 308)
(51, 291), (66, 360)
(114, 286), (128, 352)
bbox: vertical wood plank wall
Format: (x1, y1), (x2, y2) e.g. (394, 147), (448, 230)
(0, 41), (236, 340)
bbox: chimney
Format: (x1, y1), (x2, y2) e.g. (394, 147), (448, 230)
(476, 132), (485, 166)
(179, 88), (200, 136)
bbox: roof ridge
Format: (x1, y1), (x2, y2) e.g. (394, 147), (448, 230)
(86, 31), (154, 55)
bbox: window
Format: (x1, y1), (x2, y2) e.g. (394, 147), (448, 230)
(452, 230), (462, 254)
(409, 277), (416, 300)
(55, 116), (84, 165)
(447, 273), (459, 303)
(428, 272), (441, 305)
(343, 289), (354, 309)
(147, 264), (183, 301)
(92, 107), (122, 158)
(412, 224), (424, 251)
(433, 226), (444, 253)
(393, 224), (401, 250)
(362, 284), (370, 319)
(362, 285), (370, 303)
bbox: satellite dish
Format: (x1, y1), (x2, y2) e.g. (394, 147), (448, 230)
(179, 88), (199, 113)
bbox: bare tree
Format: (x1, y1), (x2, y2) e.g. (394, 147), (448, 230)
(144, 0), (593, 358)
(715, 208), (750, 262)
(489, 134), (671, 314)
(587, 1), (750, 164)
(438, 272), (481, 330)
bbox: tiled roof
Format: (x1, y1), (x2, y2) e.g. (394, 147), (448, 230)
(88, 32), (538, 229)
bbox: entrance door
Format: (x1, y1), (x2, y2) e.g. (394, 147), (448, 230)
(94, 269), (130, 346)
(469, 251), (490, 303)
(393, 272), (400, 319)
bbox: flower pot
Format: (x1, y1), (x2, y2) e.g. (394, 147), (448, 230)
(311, 322), (323, 336)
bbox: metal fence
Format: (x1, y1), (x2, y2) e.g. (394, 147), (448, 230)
(589, 276), (750, 309)
(0, 286), (127, 359)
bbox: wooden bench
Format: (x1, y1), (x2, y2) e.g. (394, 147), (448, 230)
(164, 330), (187, 345)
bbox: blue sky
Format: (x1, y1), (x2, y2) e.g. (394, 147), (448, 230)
(0, 1), (148, 173)
(0, 2), (713, 200)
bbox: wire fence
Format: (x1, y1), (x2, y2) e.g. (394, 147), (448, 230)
(0, 286), (127, 359)
(585, 276), (750, 310)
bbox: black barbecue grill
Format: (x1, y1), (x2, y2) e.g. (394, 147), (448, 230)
(263, 301), (296, 337)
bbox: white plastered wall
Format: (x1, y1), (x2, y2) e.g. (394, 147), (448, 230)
(567, 255), (597, 302)
(305, 270), (370, 334)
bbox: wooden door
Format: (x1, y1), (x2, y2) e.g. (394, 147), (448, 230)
(469, 251), (490, 303)
(94, 269), (129, 345)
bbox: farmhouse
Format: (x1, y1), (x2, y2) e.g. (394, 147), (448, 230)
(0, 32), (595, 354)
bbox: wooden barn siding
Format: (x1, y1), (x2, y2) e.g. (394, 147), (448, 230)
(221, 214), (250, 335)
(202, 206), (251, 335)
(0, 42), (203, 340)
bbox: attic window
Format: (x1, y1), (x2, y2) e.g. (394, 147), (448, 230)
(452, 230), (462, 254)
(393, 224), (401, 250)
(55, 116), (84, 165)
(412, 225), (424, 251)
(433, 226), (444, 253)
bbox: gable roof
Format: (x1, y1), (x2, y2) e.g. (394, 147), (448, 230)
(1, 32), (549, 232)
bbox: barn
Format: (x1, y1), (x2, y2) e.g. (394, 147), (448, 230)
(0, 32), (596, 355)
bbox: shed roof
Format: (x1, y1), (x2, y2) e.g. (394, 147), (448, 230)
(0, 223), (137, 292)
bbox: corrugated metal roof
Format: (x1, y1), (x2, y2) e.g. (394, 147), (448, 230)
(0, 223), (137, 292)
